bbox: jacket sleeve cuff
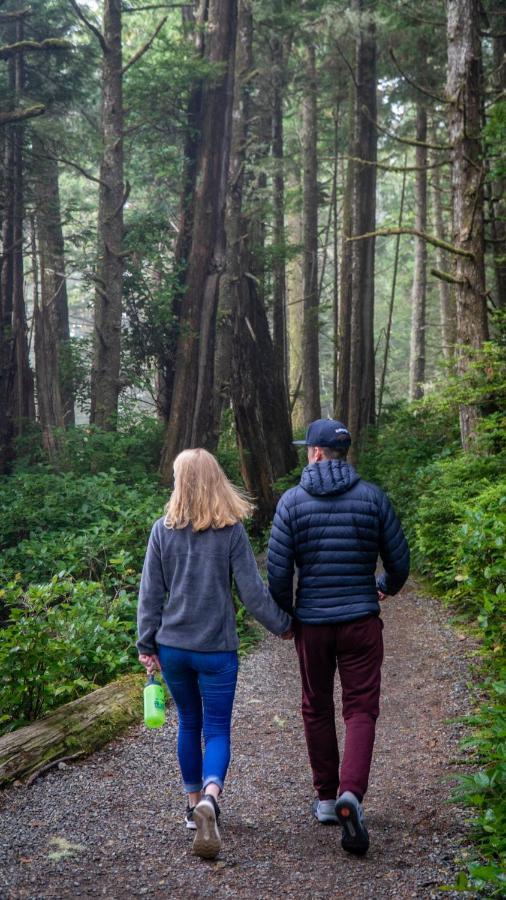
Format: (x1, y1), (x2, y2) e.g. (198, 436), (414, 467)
(136, 641), (158, 655)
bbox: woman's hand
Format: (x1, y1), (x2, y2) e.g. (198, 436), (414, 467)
(138, 653), (161, 674)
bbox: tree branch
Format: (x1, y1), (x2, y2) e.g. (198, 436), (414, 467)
(123, 4), (187, 10)
(342, 154), (451, 173)
(0, 9), (32, 22)
(122, 16), (167, 74)
(52, 154), (106, 187)
(0, 104), (45, 126)
(69, 0), (107, 53)
(389, 47), (448, 105)
(430, 267), (466, 285)
(346, 227), (475, 259)
(360, 105), (452, 151)
(0, 38), (71, 59)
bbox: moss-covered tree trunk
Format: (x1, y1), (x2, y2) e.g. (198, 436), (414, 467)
(301, 40), (321, 424)
(409, 102), (427, 401)
(90, 0), (124, 430)
(446, 0), (489, 449)
(33, 134), (75, 453)
(0, 675), (144, 789)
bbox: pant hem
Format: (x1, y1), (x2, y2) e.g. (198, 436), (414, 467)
(184, 781), (203, 793)
(203, 775), (224, 792)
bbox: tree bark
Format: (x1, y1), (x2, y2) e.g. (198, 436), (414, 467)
(335, 84), (353, 423)
(286, 175), (304, 430)
(301, 40), (320, 424)
(0, 675), (144, 789)
(0, 13), (34, 474)
(90, 0), (124, 429)
(271, 27), (288, 399)
(409, 103), (428, 400)
(347, 0), (377, 455)
(216, 0), (296, 527)
(331, 105), (339, 415)
(431, 154), (456, 358)
(33, 135), (74, 444)
(446, 0), (489, 449)
(488, 26), (506, 309)
(159, 0), (237, 481)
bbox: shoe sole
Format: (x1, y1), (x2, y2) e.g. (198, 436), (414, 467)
(192, 803), (221, 859)
(335, 798), (369, 855)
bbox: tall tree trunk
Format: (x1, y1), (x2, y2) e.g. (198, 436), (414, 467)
(301, 41), (320, 424)
(488, 27), (506, 308)
(271, 28), (288, 397)
(431, 155), (456, 358)
(33, 136), (74, 435)
(156, 3), (208, 421)
(90, 0), (124, 429)
(286, 179), (304, 430)
(0, 15), (34, 473)
(347, 0), (377, 454)
(159, 0), (237, 481)
(335, 84), (353, 423)
(213, 0), (251, 434)
(446, 0), (489, 449)
(409, 103), (428, 401)
(331, 103), (339, 414)
(377, 159), (407, 421)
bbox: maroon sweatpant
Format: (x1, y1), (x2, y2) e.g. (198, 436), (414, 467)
(294, 614), (384, 802)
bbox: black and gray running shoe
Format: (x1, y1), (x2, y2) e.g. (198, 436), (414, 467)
(335, 791), (370, 855)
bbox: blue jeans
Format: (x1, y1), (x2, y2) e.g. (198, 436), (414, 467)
(157, 644), (239, 793)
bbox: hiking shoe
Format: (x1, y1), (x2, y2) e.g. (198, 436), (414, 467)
(312, 798), (339, 825)
(192, 795), (221, 859)
(335, 791), (369, 855)
(185, 805), (197, 830)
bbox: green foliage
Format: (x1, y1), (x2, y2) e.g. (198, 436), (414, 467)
(12, 418), (165, 481)
(0, 577), (137, 732)
(0, 421), (261, 736)
(362, 377), (506, 894)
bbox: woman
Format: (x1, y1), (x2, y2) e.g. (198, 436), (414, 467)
(137, 448), (292, 859)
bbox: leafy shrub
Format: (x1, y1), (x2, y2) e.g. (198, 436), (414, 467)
(0, 577), (137, 733)
(413, 456), (506, 585)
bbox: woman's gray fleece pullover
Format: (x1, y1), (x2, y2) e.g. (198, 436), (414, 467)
(137, 518), (292, 654)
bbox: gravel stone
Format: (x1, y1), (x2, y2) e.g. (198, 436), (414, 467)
(0, 581), (474, 899)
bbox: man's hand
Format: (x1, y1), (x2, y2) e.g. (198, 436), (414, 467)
(377, 590), (387, 601)
(138, 653), (161, 674)
(281, 628), (294, 640)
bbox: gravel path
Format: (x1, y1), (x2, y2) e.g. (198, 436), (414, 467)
(0, 582), (473, 899)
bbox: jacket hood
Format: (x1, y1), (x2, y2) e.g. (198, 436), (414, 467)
(300, 460), (360, 496)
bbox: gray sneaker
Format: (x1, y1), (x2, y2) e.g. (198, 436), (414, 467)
(192, 795), (222, 859)
(335, 791), (369, 855)
(312, 798), (339, 825)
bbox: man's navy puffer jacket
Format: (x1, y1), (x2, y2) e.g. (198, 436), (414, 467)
(267, 460), (410, 623)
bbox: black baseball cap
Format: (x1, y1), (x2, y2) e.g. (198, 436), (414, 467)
(293, 418), (351, 448)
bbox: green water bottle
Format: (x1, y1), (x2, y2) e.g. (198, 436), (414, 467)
(143, 675), (166, 729)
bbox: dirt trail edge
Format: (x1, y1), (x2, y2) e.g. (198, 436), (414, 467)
(0, 582), (472, 900)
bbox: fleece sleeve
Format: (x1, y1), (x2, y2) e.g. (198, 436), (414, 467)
(376, 490), (410, 595)
(136, 523), (168, 654)
(267, 497), (295, 614)
(230, 524), (292, 635)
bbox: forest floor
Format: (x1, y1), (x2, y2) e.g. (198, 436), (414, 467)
(0, 582), (475, 900)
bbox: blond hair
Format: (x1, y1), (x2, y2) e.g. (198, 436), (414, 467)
(165, 448), (254, 531)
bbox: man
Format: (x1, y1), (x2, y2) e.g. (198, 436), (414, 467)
(267, 418), (409, 855)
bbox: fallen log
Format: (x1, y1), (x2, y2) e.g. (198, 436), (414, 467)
(0, 674), (146, 789)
